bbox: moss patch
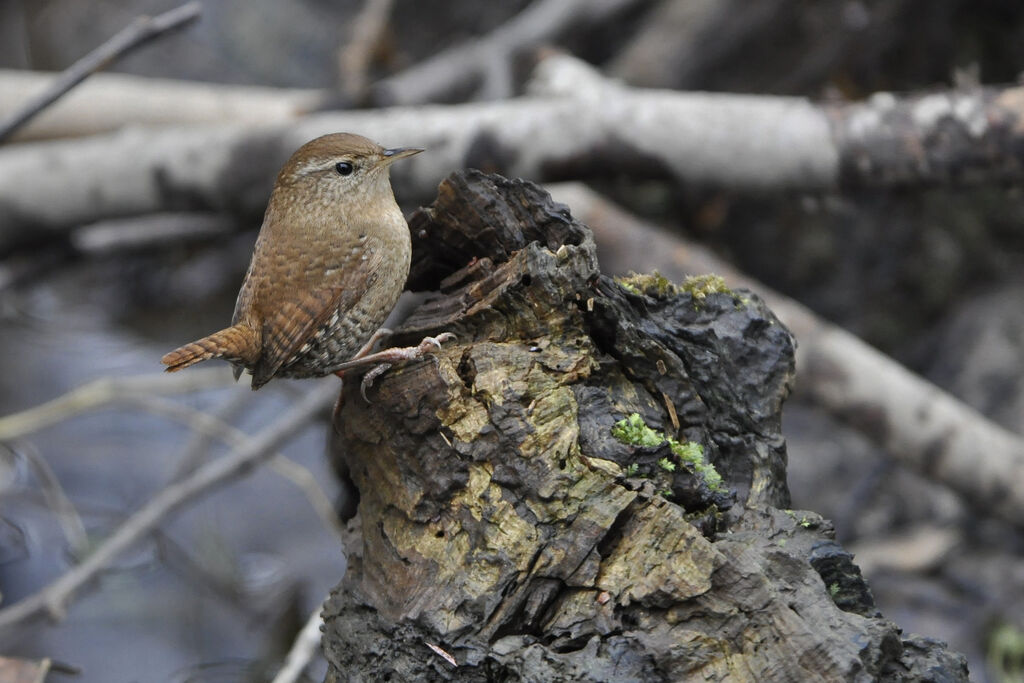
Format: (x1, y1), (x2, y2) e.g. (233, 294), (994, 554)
(615, 271), (679, 298)
(611, 413), (724, 492)
(680, 274), (733, 301)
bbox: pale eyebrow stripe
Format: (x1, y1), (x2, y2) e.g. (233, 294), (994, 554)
(294, 158), (346, 176)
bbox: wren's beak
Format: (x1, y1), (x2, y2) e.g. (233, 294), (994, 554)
(380, 147), (423, 166)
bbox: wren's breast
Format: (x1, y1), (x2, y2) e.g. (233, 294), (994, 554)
(277, 216), (412, 378)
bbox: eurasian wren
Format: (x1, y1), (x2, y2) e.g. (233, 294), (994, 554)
(162, 132), (435, 389)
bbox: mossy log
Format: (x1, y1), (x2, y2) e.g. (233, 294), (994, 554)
(322, 171), (968, 682)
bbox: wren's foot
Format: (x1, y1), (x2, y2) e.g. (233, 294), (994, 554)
(333, 333), (457, 401)
(334, 333), (456, 373)
(332, 328), (394, 425)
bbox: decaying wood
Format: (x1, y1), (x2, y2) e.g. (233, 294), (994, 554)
(321, 171), (968, 681)
(0, 2), (202, 143)
(549, 182), (1024, 529)
(0, 69), (325, 142)
(6, 53), (1024, 250)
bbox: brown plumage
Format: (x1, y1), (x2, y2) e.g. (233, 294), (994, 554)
(162, 133), (421, 389)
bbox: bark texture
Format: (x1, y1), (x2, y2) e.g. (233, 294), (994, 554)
(322, 171), (968, 682)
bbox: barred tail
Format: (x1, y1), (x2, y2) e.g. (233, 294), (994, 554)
(161, 324), (259, 373)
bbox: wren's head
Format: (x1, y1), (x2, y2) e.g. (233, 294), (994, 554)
(270, 132), (422, 211)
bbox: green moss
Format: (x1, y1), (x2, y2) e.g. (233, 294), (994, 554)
(624, 462), (639, 477)
(611, 413), (665, 448)
(615, 271), (745, 311)
(680, 274), (733, 301)
(611, 413), (725, 492)
(828, 582), (840, 598)
(615, 271), (679, 298)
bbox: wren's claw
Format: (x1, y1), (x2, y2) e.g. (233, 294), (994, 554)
(360, 363), (393, 401)
(417, 332), (457, 353)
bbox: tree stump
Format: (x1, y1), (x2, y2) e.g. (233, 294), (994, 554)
(322, 171), (968, 682)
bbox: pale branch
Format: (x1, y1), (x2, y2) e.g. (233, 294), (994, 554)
(548, 182), (1024, 528)
(271, 606), (326, 683)
(338, 0), (395, 103)
(608, 0), (784, 88)
(368, 0), (647, 106)
(4, 54), (1024, 248)
(0, 69), (324, 143)
(0, 3), (202, 143)
(2, 378), (344, 543)
(0, 368), (234, 441)
(267, 456), (346, 543)
(70, 213), (234, 254)
(0, 382), (336, 631)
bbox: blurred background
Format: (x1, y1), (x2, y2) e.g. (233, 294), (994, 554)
(1, 0), (1023, 681)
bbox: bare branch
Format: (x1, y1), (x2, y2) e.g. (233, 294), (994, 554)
(0, 2), (202, 143)
(0, 69), (324, 142)
(370, 0), (646, 105)
(170, 388), (252, 480)
(271, 606), (326, 683)
(0, 381), (336, 631)
(609, 0), (782, 88)
(3, 380), (344, 543)
(2, 442), (88, 555)
(71, 213), (234, 254)
(0, 368), (233, 441)
(548, 182), (1024, 528)
(6, 55), (1024, 247)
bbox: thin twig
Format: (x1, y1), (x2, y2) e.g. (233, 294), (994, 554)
(0, 2), (202, 143)
(171, 388), (252, 481)
(2, 377), (342, 540)
(268, 457), (346, 542)
(0, 382), (336, 632)
(0, 368), (234, 441)
(3, 442), (88, 556)
(271, 605), (326, 683)
(127, 394), (346, 542)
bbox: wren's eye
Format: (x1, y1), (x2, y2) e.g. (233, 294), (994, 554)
(335, 161), (354, 176)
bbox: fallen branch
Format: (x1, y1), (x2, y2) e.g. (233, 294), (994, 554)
(5, 54), (1024, 248)
(548, 182), (1024, 528)
(369, 0), (647, 105)
(70, 212), (234, 254)
(0, 381), (336, 631)
(0, 2), (202, 143)
(609, 0), (784, 88)
(0, 69), (324, 142)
